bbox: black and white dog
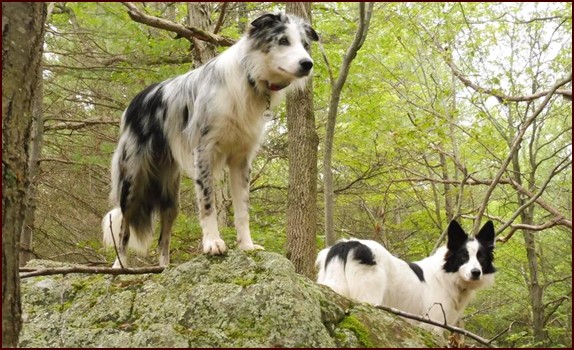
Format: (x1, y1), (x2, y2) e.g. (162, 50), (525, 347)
(316, 220), (496, 334)
(102, 12), (319, 267)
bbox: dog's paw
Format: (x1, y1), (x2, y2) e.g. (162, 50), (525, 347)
(238, 242), (265, 251)
(112, 258), (127, 269)
(203, 238), (227, 255)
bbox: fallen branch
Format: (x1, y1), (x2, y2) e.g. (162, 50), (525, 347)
(375, 305), (495, 348)
(19, 266), (165, 279)
(122, 2), (236, 47)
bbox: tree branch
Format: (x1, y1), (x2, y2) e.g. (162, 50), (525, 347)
(19, 265), (165, 279)
(374, 305), (494, 347)
(471, 72), (572, 234)
(121, 2), (235, 47)
(44, 119), (119, 131)
(212, 2), (228, 35)
(429, 31), (572, 103)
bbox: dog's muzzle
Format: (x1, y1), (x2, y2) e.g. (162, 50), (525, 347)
(297, 58), (314, 76)
(470, 268), (482, 280)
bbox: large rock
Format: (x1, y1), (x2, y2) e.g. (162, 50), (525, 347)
(20, 251), (444, 348)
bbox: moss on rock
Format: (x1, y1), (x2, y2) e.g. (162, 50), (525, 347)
(20, 251), (445, 348)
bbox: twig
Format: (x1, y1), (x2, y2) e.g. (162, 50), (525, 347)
(109, 213), (125, 269)
(375, 305), (495, 347)
(19, 266), (165, 279)
(488, 321), (515, 343)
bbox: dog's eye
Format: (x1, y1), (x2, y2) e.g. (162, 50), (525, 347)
(303, 41), (310, 50)
(279, 37), (290, 46)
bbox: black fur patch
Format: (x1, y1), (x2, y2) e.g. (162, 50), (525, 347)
(120, 179), (132, 213)
(443, 244), (470, 273)
(182, 105), (189, 127)
(408, 262), (425, 282)
(477, 242), (496, 274)
(124, 83), (164, 143)
(325, 240), (376, 269)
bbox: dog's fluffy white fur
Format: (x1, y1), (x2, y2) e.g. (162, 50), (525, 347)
(316, 220), (496, 334)
(102, 12), (318, 267)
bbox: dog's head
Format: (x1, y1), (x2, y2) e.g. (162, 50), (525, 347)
(443, 220), (496, 290)
(246, 12), (319, 91)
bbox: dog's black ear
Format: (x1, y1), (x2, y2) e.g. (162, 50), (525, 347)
(476, 220), (495, 248)
(304, 23), (319, 42)
(250, 13), (282, 30)
(447, 220), (468, 251)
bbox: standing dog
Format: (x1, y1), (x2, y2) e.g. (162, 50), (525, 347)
(102, 12), (319, 267)
(316, 220), (496, 333)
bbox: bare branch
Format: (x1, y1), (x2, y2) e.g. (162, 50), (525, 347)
(374, 305), (494, 347)
(44, 119), (119, 131)
(212, 2), (228, 35)
(121, 2), (235, 47)
(496, 216), (567, 243)
(471, 72), (572, 234)
(496, 157), (572, 233)
(19, 266), (164, 279)
(419, 23), (572, 102)
(109, 213), (124, 269)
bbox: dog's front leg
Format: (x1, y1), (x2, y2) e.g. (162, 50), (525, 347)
(229, 157), (263, 251)
(194, 145), (226, 255)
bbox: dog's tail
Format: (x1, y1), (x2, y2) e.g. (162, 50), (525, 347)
(315, 247), (329, 272)
(102, 208), (154, 256)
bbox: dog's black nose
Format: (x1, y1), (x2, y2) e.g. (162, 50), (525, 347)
(471, 268), (481, 279)
(300, 59), (313, 72)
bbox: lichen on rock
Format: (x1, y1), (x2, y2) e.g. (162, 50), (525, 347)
(20, 251), (445, 348)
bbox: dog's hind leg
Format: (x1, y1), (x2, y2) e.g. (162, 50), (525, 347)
(229, 157), (263, 251)
(158, 174), (180, 267)
(158, 205), (178, 267)
(194, 146), (226, 255)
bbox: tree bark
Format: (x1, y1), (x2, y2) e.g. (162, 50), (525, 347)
(2, 2), (47, 347)
(187, 2), (218, 68)
(285, 2), (318, 279)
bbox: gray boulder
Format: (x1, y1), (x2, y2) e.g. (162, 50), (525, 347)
(20, 251), (444, 348)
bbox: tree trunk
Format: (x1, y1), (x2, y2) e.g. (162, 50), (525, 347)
(510, 113), (546, 346)
(2, 2), (47, 347)
(285, 2), (318, 279)
(187, 2), (217, 68)
(19, 77), (43, 267)
(322, 3), (373, 246)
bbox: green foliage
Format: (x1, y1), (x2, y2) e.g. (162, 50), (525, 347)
(37, 2), (571, 347)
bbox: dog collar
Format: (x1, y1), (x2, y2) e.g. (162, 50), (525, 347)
(267, 82), (290, 91)
(247, 74), (289, 92)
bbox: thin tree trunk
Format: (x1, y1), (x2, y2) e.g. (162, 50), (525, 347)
(323, 2), (373, 246)
(510, 101), (546, 346)
(19, 78), (43, 267)
(2, 2), (47, 347)
(285, 2), (318, 279)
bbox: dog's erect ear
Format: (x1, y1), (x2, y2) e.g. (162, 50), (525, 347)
(476, 220), (495, 248)
(447, 220), (468, 251)
(250, 13), (283, 30)
(304, 23), (319, 42)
